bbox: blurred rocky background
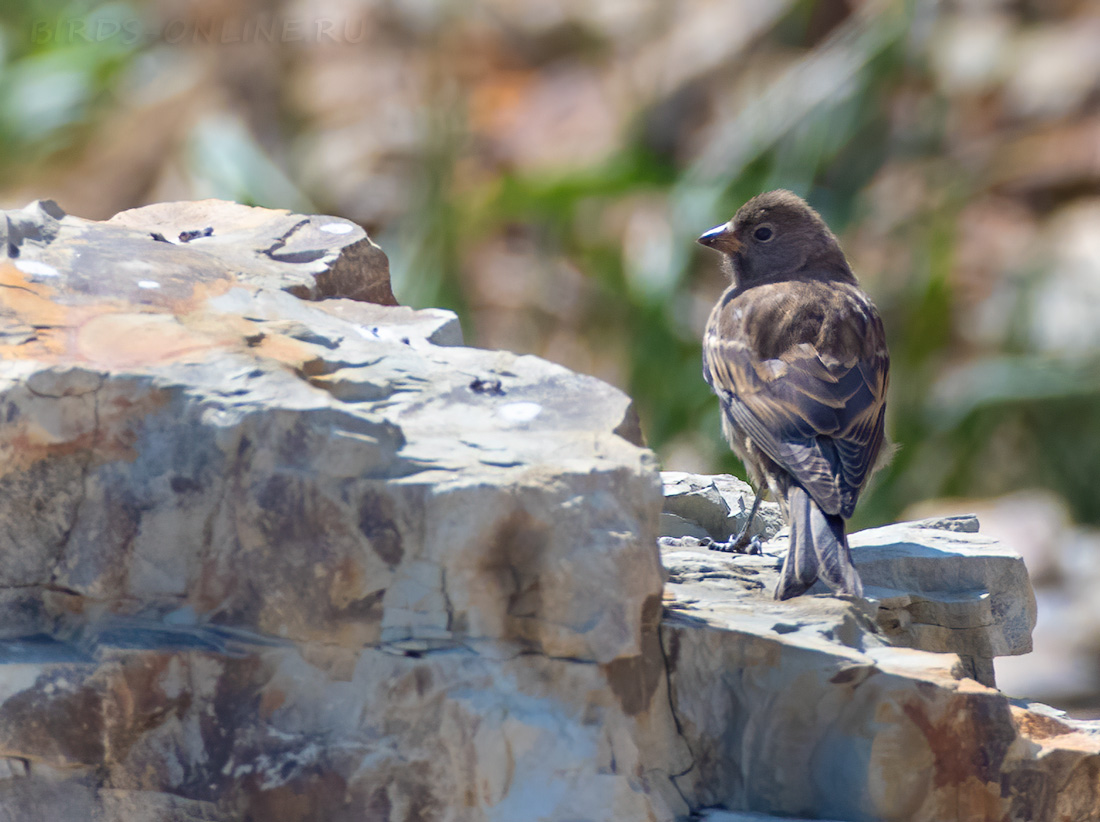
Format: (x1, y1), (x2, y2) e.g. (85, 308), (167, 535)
(1, 0), (1098, 712)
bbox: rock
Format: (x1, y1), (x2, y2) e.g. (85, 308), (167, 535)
(0, 200), (1096, 822)
(909, 513), (981, 532)
(700, 811), (847, 822)
(853, 518), (1037, 666)
(0, 626), (688, 822)
(0, 199), (685, 821)
(2, 197), (397, 313)
(911, 492), (1100, 715)
(107, 199), (398, 306)
(661, 534), (1098, 822)
(659, 511), (711, 540)
(660, 472), (1036, 688)
(660, 471), (784, 543)
(0, 199), (663, 661)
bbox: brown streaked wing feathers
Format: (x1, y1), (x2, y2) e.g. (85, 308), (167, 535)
(703, 280), (888, 518)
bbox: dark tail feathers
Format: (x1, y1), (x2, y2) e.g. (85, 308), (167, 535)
(776, 484), (863, 600)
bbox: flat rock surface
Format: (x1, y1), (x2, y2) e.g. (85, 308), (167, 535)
(660, 472), (1037, 674)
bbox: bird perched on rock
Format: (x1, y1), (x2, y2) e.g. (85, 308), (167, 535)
(697, 190), (889, 600)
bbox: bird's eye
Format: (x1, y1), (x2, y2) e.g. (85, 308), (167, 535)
(754, 225), (774, 242)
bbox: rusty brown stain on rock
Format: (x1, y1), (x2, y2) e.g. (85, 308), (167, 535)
(0, 653), (193, 774)
(603, 594), (664, 717)
(0, 264), (238, 365)
(75, 313), (224, 369)
(103, 653), (194, 769)
(64, 279), (241, 368)
(357, 490), (404, 568)
(149, 278), (236, 318)
(1052, 755), (1100, 822)
(0, 262), (69, 360)
(0, 668), (107, 767)
(480, 508), (550, 646)
(328, 556), (366, 610)
(0, 263), (67, 322)
(252, 333), (325, 373)
(259, 687), (287, 720)
(0, 381), (174, 479)
(243, 770), (351, 822)
(0, 260), (321, 375)
(902, 693), (1017, 791)
(0, 389), (166, 483)
(1011, 704), (1074, 741)
(1, 425), (98, 473)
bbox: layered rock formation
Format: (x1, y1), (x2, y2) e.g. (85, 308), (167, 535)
(0, 198), (1095, 822)
(658, 485), (1082, 821)
(661, 472), (1036, 687)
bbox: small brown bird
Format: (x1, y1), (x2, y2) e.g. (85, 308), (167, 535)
(697, 190), (889, 600)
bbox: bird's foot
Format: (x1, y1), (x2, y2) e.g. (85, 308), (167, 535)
(704, 535), (762, 555)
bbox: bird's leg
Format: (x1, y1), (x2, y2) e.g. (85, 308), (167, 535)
(730, 491), (763, 550)
(707, 492), (763, 554)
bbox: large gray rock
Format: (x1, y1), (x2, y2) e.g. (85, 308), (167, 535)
(0, 199), (682, 820)
(0, 199), (1095, 822)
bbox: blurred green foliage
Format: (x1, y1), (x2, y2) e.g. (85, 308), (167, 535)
(0, 2), (140, 175)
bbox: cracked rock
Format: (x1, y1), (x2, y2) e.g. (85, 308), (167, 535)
(0, 199), (685, 821)
(660, 472), (1037, 689)
(658, 473), (1100, 822)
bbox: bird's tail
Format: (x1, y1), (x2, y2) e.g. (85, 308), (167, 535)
(776, 484), (863, 600)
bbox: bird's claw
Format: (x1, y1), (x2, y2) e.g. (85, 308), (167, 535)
(704, 535), (763, 555)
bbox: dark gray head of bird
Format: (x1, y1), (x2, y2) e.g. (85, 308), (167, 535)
(697, 190), (855, 286)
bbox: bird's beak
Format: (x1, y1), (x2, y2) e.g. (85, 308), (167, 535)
(697, 222), (740, 252)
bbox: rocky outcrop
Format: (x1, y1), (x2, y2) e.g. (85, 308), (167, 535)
(0, 199), (681, 820)
(661, 472), (1036, 687)
(658, 493), (1088, 822)
(0, 198), (1096, 822)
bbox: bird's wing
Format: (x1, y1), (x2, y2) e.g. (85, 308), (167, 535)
(703, 287), (888, 518)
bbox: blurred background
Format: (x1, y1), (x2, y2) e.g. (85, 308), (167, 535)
(2, 0), (1099, 712)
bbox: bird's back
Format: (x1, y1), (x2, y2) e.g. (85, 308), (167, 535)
(703, 276), (888, 517)
(708, 278), (882, 364)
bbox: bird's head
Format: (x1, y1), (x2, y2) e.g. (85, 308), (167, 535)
(697, 190), (854, 286)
